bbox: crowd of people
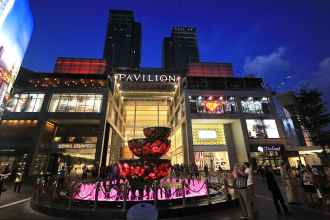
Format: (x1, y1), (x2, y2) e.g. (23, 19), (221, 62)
(3, 158), (330, 219)
(233, 161), (330, 219)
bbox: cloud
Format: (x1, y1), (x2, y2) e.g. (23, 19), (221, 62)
(243, 47), (290, 76)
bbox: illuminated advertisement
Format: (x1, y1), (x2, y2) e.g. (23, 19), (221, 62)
(0, 0), (33, 107)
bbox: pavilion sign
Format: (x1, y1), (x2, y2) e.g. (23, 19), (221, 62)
(114, 73), (177, 83)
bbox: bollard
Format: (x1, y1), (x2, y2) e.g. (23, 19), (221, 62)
(122, 182), (127, 212)
(206, 178), (211, 205)
(182, 179), (186, 207)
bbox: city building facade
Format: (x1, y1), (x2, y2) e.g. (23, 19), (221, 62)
(0, 8), (314, 177)
(0, 62), (291, 175)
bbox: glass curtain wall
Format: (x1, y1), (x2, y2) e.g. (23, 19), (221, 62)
(124, 99), (169, 141)
(170, 126), (184, 164)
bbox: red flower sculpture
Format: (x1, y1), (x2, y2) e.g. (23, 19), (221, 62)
(119, 127), (172, 181)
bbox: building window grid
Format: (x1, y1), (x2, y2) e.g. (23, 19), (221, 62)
(49, 94), (103, 113)
(5, 93), (45, 112)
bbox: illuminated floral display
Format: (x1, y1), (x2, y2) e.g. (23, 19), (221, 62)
(118, 126), (172, 182)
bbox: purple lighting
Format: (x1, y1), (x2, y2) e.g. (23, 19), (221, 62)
(74, 178), (207, 202)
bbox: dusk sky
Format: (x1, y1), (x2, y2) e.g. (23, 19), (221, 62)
(23, 0), (330, 104)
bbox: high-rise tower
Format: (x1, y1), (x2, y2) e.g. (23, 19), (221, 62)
(103, 10), (141, 70)
(162, 26), (199, 71)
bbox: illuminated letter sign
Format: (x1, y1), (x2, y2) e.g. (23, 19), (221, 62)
(114, 73), (177, 83)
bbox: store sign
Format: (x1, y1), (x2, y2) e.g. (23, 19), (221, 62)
(58, 143), (95, 149)
(256, 145), (282, 152)
(114, 73), (177, 83)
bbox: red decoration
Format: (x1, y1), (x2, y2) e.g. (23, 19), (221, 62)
(119, 127), (172, 181)
(204, 101), (220, 112)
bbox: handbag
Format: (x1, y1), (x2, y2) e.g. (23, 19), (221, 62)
(234, 175), (248, 189)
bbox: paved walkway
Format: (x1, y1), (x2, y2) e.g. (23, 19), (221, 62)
(0, 180), (32, 207)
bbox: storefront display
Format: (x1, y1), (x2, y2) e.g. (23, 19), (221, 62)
(189, 96), (237, 114)
(246, 119), (280, 139)
(191, 119), (226, 145)
(194, 151), (230, 171)
(5, 93), (44, 112)
(241, 97), (270, 114)
(48, 94), (103, 113)
(250, 144), (284, 169)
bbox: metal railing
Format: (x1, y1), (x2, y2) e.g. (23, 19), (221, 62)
(31, 171), (236, 212)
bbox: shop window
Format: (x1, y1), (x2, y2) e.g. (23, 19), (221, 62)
(192, 119), (226, 145)
(5, 93), (45, 112)
(246, 119), (280, 139)
(241, 97), (270, 114)
(48, 94), (102, 113)
(194, 152), (230, 170)
(189, 96), (237, 114)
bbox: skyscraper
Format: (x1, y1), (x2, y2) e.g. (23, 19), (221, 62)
(103, 10), (141, 70)
(162, 26), (199, 71)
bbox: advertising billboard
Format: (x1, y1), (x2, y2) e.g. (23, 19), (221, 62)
(0, 0), (33, 108)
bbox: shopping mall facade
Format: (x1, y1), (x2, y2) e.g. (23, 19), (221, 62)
(0, 60), (294, 175)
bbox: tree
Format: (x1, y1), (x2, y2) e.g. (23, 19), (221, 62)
(295, 88), (330, 162)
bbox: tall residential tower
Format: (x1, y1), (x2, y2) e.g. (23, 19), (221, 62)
(103, 10), (141, 70)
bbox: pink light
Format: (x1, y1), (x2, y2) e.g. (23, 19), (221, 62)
(73, 178), (207, 202)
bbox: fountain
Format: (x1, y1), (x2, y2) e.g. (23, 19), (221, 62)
(73, 126), (209, 202)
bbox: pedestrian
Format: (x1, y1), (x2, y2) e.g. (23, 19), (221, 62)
(233, 164), (254, 219)
(244, 162), (256, 213)
(0, 165), (11, 198)
(82, 164), (88, 180)
(57, 167), (65, 190)
(302, 166), (317, 207)
(204, 164), (209, 180)
(264, 166), (289, 215)
(280, 162), (297, 204)
(14, 171), (23, 193)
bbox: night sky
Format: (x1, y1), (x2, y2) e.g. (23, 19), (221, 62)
(23, 0), (330, 104)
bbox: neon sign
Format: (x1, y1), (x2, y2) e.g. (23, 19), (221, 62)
(114, 73), (177, 83)
(203, 101), (220, 112)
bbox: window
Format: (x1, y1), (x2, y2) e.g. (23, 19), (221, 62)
(189, 96), (237, 114)
(5, 94), (45, 112)
(49, 94), (103, 113)
(246, 119), (280, 139)
(192, 119), (226, 145)
(241, 97), (270, 114)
